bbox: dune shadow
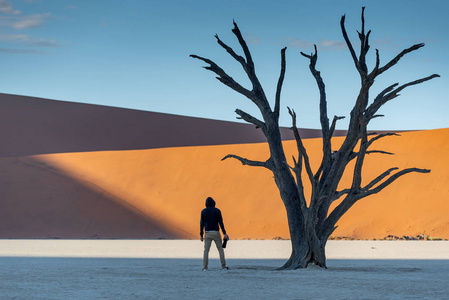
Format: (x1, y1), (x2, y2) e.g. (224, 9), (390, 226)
(0, 93), (347, 157)
(0, 155), (186, 239)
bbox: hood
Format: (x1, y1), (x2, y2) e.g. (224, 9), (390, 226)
(205, 197), (216, 207)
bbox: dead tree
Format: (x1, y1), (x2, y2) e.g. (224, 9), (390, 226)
(191, 8), (439, 269)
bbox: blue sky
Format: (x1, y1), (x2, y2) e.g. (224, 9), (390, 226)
(0, 0), (447, 130)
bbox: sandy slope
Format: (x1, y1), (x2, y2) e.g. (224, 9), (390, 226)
(31, 128), (449, 240)
(0, 93), (447, 239)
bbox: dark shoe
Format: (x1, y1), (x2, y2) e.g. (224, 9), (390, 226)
(222, 266), (229, 270)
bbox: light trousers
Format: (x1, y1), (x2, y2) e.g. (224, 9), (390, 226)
(203, 231), (226, 269)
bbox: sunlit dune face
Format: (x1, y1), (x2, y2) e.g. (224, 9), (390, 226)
(14, 128), (447, 240)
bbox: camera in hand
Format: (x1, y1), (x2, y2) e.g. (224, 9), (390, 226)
(222, 236), (229, 248)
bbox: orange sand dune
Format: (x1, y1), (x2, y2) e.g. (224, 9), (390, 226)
(0, 93), (447, 239)
(2, 129), (447, 240)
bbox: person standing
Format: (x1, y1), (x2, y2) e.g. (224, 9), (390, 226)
(200, 197), (229, 271)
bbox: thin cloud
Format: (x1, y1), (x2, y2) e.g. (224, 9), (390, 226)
(285, 37), (313, 49)
(0, 34), (58, 48)
(0, 0), (20, 15)
(0, 47), (45, 54)
(0, 2), (56, 55)
(29, 38), (58, 47)
(0, 34), (29, 41)
(371, 36), (398, 50)
(245, 36), (261, 45)
(286, 37), (346, 51)
(318, 39), (346, 50)
(12, 13), (50, 29)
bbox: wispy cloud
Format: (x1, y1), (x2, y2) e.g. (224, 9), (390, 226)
(0, 0), (50, 29)
(0, 33), (58, 47)
(11, 13), (50, 29)
(0, 0), (20, 15)
(285, 37), (346, 51)
(245, 36), (261, 45)
(319, 39), (346, 50)
(29, 38), (58, 47)
(285, 37), (313, 49)
(0, 33), (29, 41)
(0, 47), (44, 54)
(371, 36), (398, 50)
(0, 1), (55, 54)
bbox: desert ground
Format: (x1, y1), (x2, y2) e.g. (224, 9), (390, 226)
(0, 239), (448, 299)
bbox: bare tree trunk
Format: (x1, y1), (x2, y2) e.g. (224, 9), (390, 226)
(280, 199), (309, 269)
(281, 207), (327, 269)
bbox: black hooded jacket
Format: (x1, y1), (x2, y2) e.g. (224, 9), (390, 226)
(200, 197), (226, 237)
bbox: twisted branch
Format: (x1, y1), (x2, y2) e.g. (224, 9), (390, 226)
(222, 154), (271, 169)
(300, 45), (330, 142)
(314, 115), (345, 181)
(288, 107), (316, 193)
(189, 54), (254, 101)
(366, 74), (440, 119)
(365, 167), (430, 196)
(235, 109), (266, 131)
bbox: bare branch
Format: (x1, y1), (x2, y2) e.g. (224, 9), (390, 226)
(301, 45), (330, 142)
(363, 167), (398, 191)
(235, 109), (266, 131)
(376, 82), (399, 98)
(329, 116), (346, 138)
(222, 154), (271, 169)
(340, 14), (359, 70)
(288, 107), (316, 190)
(367, 133), (400, 148)
(388, 74), (440, 96)
(366, 74), (440, 119)
(368, 48), (380, 78)
(190, 54), (254, 100)
(376, 43), (425, 76)
(332, 188), (351, 202)
(365, 167), (430, 196)
(231, 21), (255, 73)
(274, 47), (287, 121)
(230, 21), (271, 110)
(366, 150), (394, 155)
(349, 149), (395, 161)
(371, 114), (384, 119)
(291, 155), (307, 211)
(315, 115), (345, 180)
(215, 34), (247, 70)
(324, 167), (430, 239)
(194, 21), (273, 116)
(357, 7), (370, 74)
(351, 120), (368, 190)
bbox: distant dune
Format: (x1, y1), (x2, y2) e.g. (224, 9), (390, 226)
(0, 93), (447, 239)
(0, 93), (344, 157)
